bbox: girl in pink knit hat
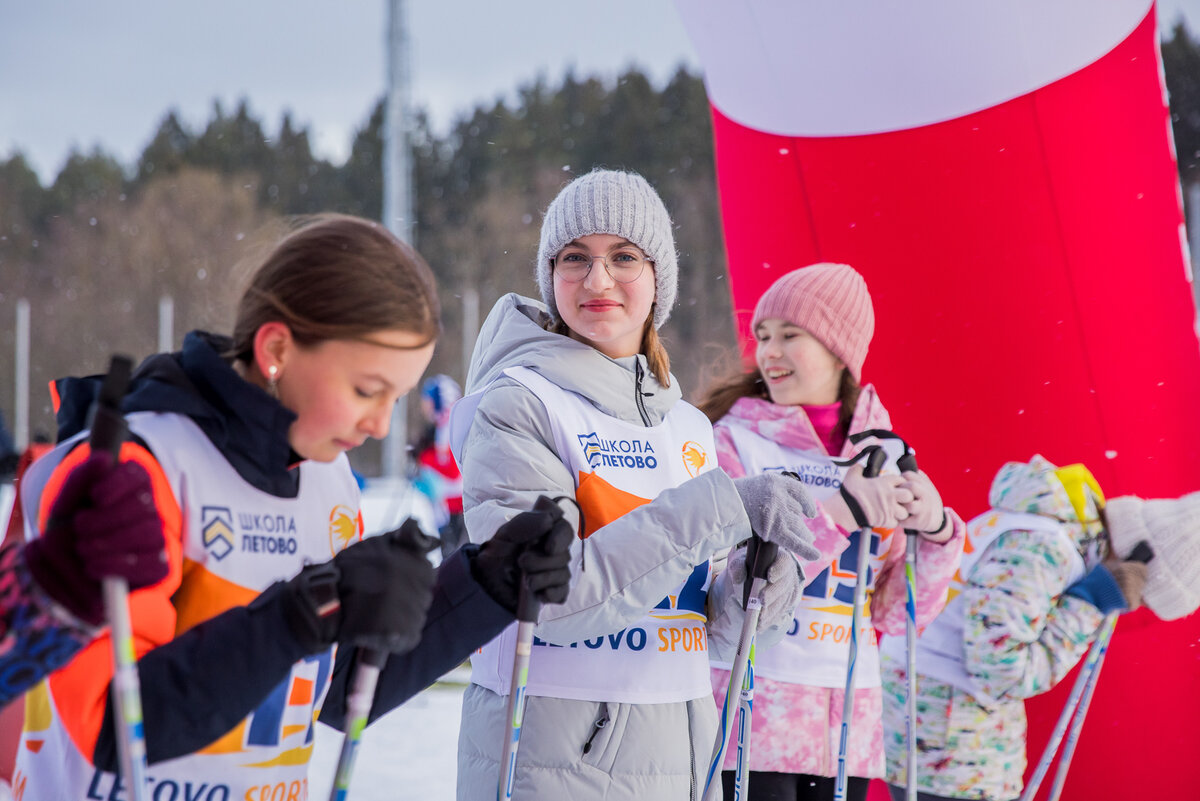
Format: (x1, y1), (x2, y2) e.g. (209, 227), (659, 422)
(699, 262), (967, 801)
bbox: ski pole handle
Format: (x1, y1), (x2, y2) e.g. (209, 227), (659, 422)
(514, 496), (568, 623)
(89, 358), (132, 456)
(862, 444), (887, 479)
(742, 534), (778, 609)
(91, 356), (150, 801)
(1128, 540), (1154, 564)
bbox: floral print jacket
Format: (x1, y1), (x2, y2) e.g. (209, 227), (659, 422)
(0, 541), (94, 705)
(881, 456), (1107, 800)
(711, 392), (965, 778)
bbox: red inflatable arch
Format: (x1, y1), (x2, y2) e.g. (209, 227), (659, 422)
(676, 1), (1200, 798)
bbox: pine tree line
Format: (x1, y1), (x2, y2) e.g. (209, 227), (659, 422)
(0, 66), (736, 476)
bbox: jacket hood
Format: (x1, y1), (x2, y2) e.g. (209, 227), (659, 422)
(988, 454), (1106, 554)
(54, 331), (302, 496)
(464, 293), (681, 424)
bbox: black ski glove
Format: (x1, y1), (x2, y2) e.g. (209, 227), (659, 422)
(471, 496), (575, 614)
(283, 518), (438, 654)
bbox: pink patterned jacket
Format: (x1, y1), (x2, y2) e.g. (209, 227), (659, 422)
(710, 390), (966, 778)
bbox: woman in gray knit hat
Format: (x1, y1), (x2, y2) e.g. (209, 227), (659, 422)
(449, 169), (823, 801)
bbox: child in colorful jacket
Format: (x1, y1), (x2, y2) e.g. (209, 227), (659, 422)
(699, 263), (966, 801)
(413, 374), (466, 560)
(879, 456), (1148, 801)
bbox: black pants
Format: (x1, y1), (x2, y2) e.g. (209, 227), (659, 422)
(721, 771), (870, 801)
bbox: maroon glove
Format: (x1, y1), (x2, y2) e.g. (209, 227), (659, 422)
(24, 451), (168, 625)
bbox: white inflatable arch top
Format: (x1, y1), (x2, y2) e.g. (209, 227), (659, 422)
(674, 0), (1154, 136)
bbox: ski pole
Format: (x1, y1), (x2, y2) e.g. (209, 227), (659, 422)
(1018, 614), (1115, 801)
(732, 642), (756, 801)
(91, 355), (150, 801)
(895, 446), (920, 801)
(733, 534), (778, 801)
(702, 533), (777, 801)
(1020, 540), (1154, 801)
(328, 520), (440, 800)
(833, 444), (887, 801)
(1044, 619), (1113, 801)
(849, 429), (922, 799)
(498, 495), (569, 801)
(328, 648), (386, 801)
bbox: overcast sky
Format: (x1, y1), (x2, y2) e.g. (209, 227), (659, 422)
(3, 1), (1199, 185)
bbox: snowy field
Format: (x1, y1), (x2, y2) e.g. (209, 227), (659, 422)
(309, 678), (466, 800)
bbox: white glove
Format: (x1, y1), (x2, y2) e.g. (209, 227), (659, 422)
(732, 473), (820, 560)
(899, 469), (950, 541)
(724, 542), (803, 634)
(839, 465), (913, 529)
(1106, 493), (1200, 620)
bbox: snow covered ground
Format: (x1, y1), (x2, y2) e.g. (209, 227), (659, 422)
(309, 677), (467, 800)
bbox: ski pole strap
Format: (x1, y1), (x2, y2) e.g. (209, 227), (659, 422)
(849, 429), (918, 473)
(839, 487), (870, 530)
(833, 444), (888, 478)
(834, 445), (887, 528)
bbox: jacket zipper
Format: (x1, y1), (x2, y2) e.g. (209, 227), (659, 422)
(581, 704), (610, 755)
(634, 360), (651, 427)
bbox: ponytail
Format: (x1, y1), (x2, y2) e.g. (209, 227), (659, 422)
(837, 368), (861, 437)
(641, 313), (672, 388)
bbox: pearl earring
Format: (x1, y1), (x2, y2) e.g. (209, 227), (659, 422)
(267, 364), (279, 399)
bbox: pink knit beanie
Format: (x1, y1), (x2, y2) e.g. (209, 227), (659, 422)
(751, 263), (875, 381)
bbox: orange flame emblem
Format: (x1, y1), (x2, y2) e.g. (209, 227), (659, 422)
(681, 441), (708, 478)
(328, 505), (362, 556)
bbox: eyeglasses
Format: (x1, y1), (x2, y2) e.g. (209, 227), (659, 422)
(551, 247), (652, 284)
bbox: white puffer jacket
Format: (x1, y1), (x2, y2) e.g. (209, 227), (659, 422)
(451, 294), (764, 801)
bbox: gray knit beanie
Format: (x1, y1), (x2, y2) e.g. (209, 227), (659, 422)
(536, 169), (678, 328)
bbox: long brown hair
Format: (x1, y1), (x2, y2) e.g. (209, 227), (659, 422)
(698, 362), (862, 435)
(230, 213), (441, 360)
(543, 303), (671, 388)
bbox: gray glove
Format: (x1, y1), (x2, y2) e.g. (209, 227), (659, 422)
(732, 472), (820, 560)
(725, 542), (803, 633)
